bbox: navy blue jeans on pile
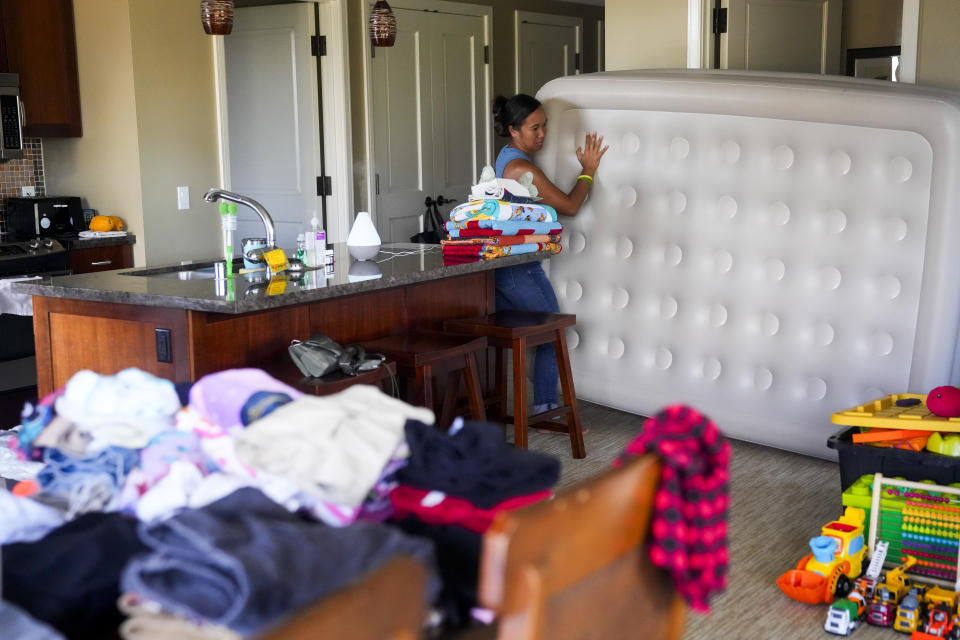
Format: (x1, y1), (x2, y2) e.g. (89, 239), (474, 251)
(494, 261), (559, 406)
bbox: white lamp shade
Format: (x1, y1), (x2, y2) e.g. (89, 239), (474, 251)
(347, 211), (381, 260)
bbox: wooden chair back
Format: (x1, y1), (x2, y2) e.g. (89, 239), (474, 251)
(477, 454), (686, 640)
(260, 556), (427, 640)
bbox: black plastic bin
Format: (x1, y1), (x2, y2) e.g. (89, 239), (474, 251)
(828, 426), (960, 492)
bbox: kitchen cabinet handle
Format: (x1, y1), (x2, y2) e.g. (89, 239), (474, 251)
(90, 260), (112, 266)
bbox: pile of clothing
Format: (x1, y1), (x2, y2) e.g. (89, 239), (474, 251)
(0, 366), (561, 639)
(442, 168), (563, 265)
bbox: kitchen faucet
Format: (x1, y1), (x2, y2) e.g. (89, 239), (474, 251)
(203, 188), (276, 263)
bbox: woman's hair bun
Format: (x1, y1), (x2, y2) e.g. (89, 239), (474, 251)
(492, 95), (507, 116)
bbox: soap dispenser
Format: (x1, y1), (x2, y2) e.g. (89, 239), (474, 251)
(306, 214), (326, 267)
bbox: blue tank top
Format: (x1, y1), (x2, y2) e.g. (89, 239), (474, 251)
(495, 146), (532, 178)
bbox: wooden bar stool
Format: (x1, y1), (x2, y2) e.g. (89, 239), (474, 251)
(444, 310), (586, 458)
(262, 359), (397, 397)
(361, 330), (488, 426)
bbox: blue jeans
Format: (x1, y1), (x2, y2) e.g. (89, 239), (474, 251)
(494, 262), (559, 405)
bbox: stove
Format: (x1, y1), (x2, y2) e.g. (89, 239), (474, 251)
(0, 237), (70, 277)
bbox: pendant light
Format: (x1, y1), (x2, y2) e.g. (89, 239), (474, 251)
(369, 1), (397, 47)
(201, 0), (235, 36)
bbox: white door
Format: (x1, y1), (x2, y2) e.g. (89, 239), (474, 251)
(723, 0), (842, 74)
(427, 12), (487, 226)
(224, 3), (321, 253)
(371, 6), (488, 243)
(514, 11), (582, 96)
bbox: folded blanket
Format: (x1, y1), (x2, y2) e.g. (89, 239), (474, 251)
(441, 242), (562, 261)
(121, 487), (439, 636)
(445, 220), (562, 237)
(442, 234), (559, 246)
(449, 199), (557, 224)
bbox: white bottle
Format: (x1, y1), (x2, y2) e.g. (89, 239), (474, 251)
(307, 215), (326, 267)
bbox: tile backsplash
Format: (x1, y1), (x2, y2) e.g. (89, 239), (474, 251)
(0, 138), (45, 233)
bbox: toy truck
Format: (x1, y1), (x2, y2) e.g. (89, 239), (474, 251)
(826, 580), (870, 636)
(778, 507), (867, 605)
(910, 602), (956, 639)
(867, 555), (918, 627)
(895, 587), (926, 633)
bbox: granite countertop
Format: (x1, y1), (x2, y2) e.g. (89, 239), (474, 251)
(65, 233), (137, 250)
(12, 243), (550, 314)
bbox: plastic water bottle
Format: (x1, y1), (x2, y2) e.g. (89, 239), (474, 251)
(296, 233), (306, 262)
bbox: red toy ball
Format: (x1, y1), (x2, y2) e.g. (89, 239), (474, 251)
(926, 386), (960, 417)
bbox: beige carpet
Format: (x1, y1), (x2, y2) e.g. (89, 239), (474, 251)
(527, 400), (896, 640)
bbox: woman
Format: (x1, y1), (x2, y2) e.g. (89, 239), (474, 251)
(492, 93), (608, 414)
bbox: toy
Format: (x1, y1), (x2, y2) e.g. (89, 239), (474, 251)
(778, 507), (867, 604)
(927, 432), (960, 457)
(927, 387), (960, 418)
(895, 586), (926, 633)
(910, 602), (955, 639)
(867, 555), (918, 627)
(825, 578), (871, 636)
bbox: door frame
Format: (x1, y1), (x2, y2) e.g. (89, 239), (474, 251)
(360, 0), (493, 226)
(212, 0), (354, 243)
(513, 10), (583, 95)
(689, 0), (919, 81)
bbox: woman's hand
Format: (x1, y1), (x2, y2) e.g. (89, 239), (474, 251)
(576, 132), (609, 176)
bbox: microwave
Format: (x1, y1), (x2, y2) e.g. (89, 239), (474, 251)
(5, 197), (85, 238)
(0, 73), (23, 161)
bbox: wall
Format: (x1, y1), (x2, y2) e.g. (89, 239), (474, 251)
(43, 0), (220, 267)
(916, 0), (960, 91)
(128, 0), (221, 266)
(0, 139), (44, 229)
(842, 0), (902, 50)
(347, 0), (603, 211)
(604, 0), (686, 71)
(43, 0), (145, 264)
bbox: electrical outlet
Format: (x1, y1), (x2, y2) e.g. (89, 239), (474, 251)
(177, 186), (190, 210)
(21, 186), (36, 197)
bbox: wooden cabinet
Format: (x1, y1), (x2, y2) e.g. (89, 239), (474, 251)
(70, 244), (133, 274)
(0, 0), (81, 137)
(32, 271), (495, 396)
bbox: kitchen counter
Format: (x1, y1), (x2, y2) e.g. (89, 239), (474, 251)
(14, 243), (545, 313)
(60, 233), (137, 250)
(22, 243), (551, 394)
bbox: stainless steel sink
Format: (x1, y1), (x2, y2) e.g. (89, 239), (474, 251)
(120, 260), (241, 280)
(146, 267), (217, 280)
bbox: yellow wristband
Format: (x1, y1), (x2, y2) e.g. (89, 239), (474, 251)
(577, 174), (593, 184)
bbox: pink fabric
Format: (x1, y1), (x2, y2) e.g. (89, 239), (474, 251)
(617, 404), (731, 613)
(390, 485), (552, 533)
(188, 369), (303, 431)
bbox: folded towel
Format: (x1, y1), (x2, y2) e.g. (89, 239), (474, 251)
(449, 199), (557, 224)
(441, 241), (562, 260)
(78, 230), (129, 238)
(445, 220), (563, 237)
(441, 234), (559, 246)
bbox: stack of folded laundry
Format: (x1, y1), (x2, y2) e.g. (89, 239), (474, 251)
(442, 168), (563, 265)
